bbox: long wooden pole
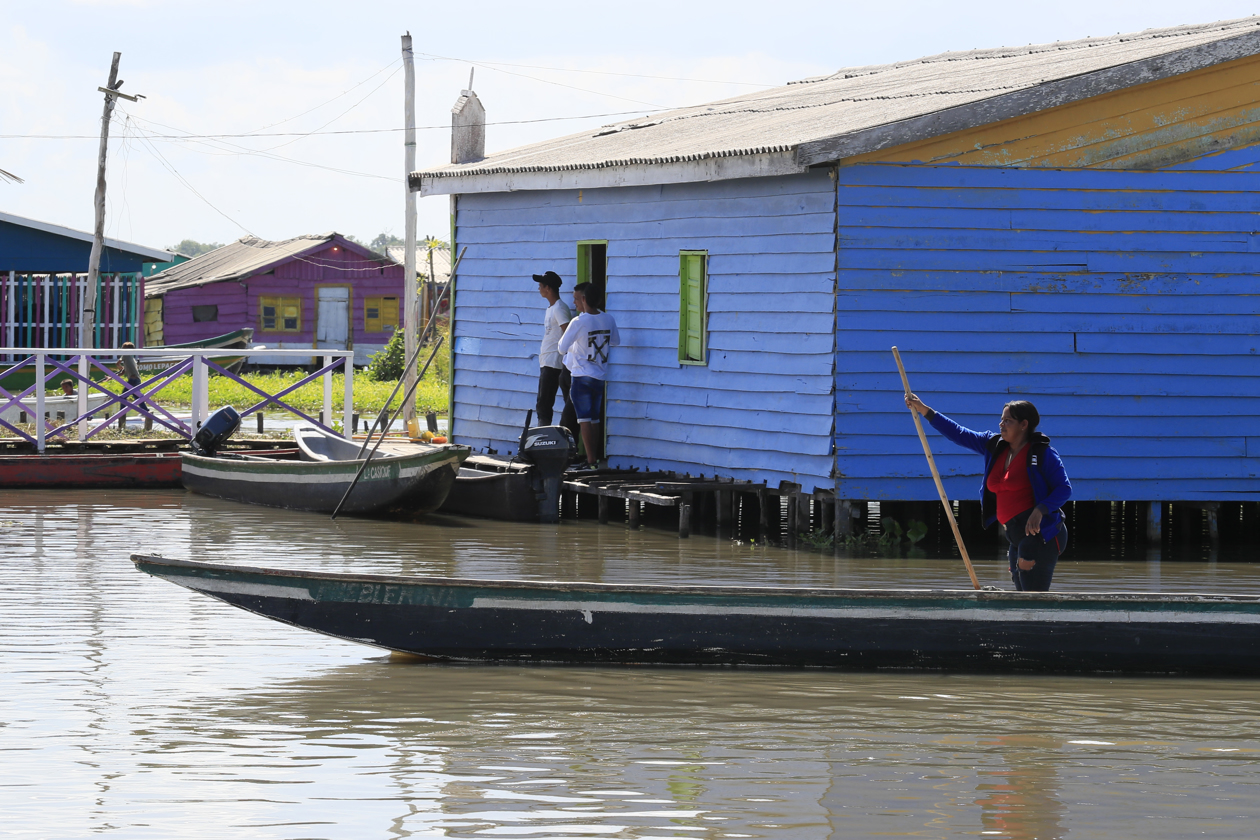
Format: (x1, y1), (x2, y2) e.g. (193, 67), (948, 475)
(82, 52), (122, 349)
(891, 346), (980, 590)
(401, 33), (419, 430)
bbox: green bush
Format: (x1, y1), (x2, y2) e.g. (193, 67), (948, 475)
(367, 327), (451, 384)
(367, 329), (406, 381)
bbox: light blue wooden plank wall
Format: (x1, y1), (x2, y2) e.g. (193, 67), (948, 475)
(834, 163), (1260, 502)
(452, 171), (838, 491)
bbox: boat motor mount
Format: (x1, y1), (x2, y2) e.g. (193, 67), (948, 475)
(191, 405), (241, 456)
(520, 424), (576, 523)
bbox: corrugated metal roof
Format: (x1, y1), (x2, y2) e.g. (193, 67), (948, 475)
(145, 233), (384, 296)
(385, 245), (451, 282)
(415, 16), (1260, 189)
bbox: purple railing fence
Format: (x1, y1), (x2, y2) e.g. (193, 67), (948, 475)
(0, 347), (355, 452)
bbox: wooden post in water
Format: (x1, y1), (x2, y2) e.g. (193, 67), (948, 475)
(784, 484), (799, 549)
(1145, 501), (1162, 543)
(757, 486), (769, 543)
(628, 500), (640, 529)
(892, 346), (980, 590)
(679, 492), (693, 539)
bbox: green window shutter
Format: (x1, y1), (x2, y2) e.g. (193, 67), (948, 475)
(678, 251), (707, 364)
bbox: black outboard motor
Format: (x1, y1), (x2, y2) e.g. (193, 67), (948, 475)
(521, 425), (576, 523)
(190, 405), (241, 456)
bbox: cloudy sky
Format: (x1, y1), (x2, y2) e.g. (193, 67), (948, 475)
(2, 0), (1258, 254)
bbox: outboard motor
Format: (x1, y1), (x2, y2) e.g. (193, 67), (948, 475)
(190, 405), (241, 456)
(521, 425), (576, 523)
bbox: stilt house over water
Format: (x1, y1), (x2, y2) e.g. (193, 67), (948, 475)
(415, 17), (1260, 510)
(145, 233), (405, 366)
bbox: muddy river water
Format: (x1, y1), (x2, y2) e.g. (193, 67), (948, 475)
(2, 488), (1259, 838)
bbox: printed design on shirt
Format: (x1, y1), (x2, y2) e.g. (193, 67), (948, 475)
(586, 329), (612, 362)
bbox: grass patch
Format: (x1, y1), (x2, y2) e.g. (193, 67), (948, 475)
(79, 356), (448, 416)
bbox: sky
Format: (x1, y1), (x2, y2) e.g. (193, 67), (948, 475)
(3, 0), (1259, 255)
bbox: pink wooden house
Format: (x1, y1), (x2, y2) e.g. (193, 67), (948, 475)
(144, 233), (405, 366)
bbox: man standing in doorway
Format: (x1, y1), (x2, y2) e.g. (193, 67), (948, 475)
(559, 281), (620, 467)
(532, 270), (577, 439)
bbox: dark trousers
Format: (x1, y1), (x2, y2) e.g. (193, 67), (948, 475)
(1004, 508), (1068, 592)
(536, 366), (577, 437)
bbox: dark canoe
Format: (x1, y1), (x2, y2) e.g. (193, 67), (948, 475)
(130, 555), (1260, 675)
(0, 451), (182, 488)
(439, 464), (538, 521)
(181, 428), (469, 515)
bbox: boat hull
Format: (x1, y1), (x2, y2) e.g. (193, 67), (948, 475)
(1, 452), (182, 488)
(439, 466), (539, 521)
(131, 556), (1260, 675)
(181, 446), (466, 514)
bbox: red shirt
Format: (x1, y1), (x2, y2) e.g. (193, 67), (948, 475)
(987, 447), (1036, 524)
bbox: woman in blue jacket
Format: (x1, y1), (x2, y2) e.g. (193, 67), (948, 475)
(905, 394), (1072, 591)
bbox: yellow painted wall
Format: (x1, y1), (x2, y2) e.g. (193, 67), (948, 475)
(847, 52), (1260, 169)
(144, 296), (163, 346)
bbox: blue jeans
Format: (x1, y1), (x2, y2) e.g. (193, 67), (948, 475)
(569, 376), (605, 424)
(1004, 508), (1067, 592)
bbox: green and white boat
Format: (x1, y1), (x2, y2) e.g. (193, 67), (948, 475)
(181, 425), (469, 515)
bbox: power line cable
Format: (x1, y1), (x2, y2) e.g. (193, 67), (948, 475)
(121, 109), (396, 181)
(423, 54), (669, 108)
(240, 57), (402, 136)
(0, 105), (666, 140)
(417, 52), (778, 87)
(258, 63), (403, 152)
(128, 122), (258, 237)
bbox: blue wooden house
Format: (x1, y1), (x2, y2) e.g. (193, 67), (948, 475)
(1, 211), (173, 355)
(414, 17), (1260, 508)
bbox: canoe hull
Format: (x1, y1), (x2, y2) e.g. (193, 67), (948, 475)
(181, 446), (466, 514)
(439, 467), (539, 521)
(131, 556), (1260, 675)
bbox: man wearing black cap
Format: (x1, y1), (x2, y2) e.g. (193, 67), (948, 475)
(532, 270), (577, 437)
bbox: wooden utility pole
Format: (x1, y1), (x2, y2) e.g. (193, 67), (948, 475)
(401, 33), (419, 429)
(83, 53), (120, 349)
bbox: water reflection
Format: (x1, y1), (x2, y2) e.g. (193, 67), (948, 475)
(975, 735), (1065, 840)
(3, 488), (1260, 839)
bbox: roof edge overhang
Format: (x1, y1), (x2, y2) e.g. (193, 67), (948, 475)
(0, 210), (174, 262)
(411, 150), (807, 196)
(796, 27), (1260, 166)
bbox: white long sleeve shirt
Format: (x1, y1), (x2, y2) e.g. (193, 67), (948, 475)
(558, 311), (620, 379)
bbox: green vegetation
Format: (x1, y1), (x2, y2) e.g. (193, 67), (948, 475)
(835, 517), (930, 555)
(365, 329), (450, 384)
(85, 362), (448, 416)
(169, 239), (224, 258)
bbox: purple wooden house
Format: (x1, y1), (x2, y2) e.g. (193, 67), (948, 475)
(144, 233), (405, 365)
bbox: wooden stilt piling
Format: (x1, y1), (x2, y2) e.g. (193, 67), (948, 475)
(757, 487), (769, 543)
(1146, 501), (1162, 543)
(785, 487), (799, 549)
(628, 500), (640, 530)
(597, 494), (609, 525)
(716, 489), (730, 537)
